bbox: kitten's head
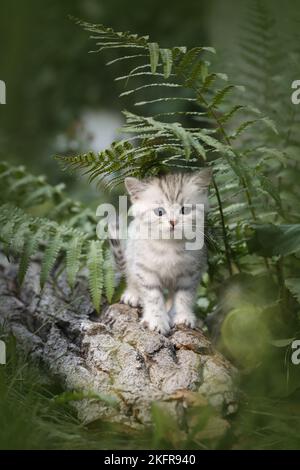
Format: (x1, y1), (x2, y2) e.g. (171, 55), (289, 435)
(124, 169), (212, 241)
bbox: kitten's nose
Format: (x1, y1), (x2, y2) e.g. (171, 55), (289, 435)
(170, 220), (177, 228)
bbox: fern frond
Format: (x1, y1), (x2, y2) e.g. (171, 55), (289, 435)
(119, 82), (182, 98)
(56, 141), (136, 188)
(55, 17), (299, 283)
(18, 231), (41, 285)
(40, 229), (63, 288)
(66, 236), (83, 289)
(104, 249), (115, 303)
(0, 164), (117, 311)
(148, 42), (160, 73)
(72, 18), (150, 46)
(160, 48), (173, 78)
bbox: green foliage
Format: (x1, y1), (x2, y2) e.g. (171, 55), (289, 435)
(58, 20), (243, 183)
(57, 17), (299, 291)
(66, 237), (83, 289)
(2, 10), (300, 333)
(0, 162), (115, 312)
(104, 250), (116, 303)
(285, 279), (300, 304)
(247, 224), (300, 257)
(87, 240), (104, 313)
(40, 229), (63, 288)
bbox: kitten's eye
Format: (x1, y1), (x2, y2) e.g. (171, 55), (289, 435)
(181, 205), (192, 215)
(154, 207), (166, 216)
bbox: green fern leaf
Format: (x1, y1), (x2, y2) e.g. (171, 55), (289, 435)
(10, 223), (30, 254)
(134, 97), (196, 106)
(10, 174), (37, 192)
(23, 185), (51, 207)
(104, 249), (115, 303)
(258, 175), (282, 208)
(220, 105), (245, 124)
(199, 72), (217, 93)
(119, 82), (181, 98)
(1, 220), (15, 245)
(209, 85), (236, 109)
(106, 54), (148, 65)
(230, 119), (259, 139)
(40, 230), (63, 288)
(160, 48), (173, 78)
(115, 71), (167, 81)
(87, 240), (103, 313)
(18, 231), (41, 285)
(66, 236), (83, 288)
(176, 47), (205, 75)
(148, 42), (160, 73)
(261, 117), (278, 134)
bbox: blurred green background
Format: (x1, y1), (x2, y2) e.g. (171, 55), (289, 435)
(0, 0), (295, 187)
(0, 0), (210, 188)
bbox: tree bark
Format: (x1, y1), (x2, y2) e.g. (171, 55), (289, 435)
(0, 256), (238, 431)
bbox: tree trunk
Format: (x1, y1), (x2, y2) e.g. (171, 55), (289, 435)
(0, 256), (238, 432)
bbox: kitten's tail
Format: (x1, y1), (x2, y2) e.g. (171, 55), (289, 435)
(108, 221), (126, 273)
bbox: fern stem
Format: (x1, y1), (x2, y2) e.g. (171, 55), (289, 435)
(212, 176), (233, 276)
(199, 93), (258, 221)
(205, 109), (275, 273)
(275, 256), (289, 316)
(179, 71), (275, 277)
(177, 67), (258, 222)
(177, 70), (260, 272)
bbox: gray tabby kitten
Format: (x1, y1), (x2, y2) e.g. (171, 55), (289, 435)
(110, 169), (212, 335)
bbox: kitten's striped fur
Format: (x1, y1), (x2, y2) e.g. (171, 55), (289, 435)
(108, 236), (126, 273)
(110, 169), (212, 335)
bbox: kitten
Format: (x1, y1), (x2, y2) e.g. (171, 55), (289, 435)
(109, 169), (212, 335)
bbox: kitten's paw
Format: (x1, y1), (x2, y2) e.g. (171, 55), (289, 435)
(172, 311), (196, 329)
(121, 290), (140, 308)
(141, 314), (170, 335)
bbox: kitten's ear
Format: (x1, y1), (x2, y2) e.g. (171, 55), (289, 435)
(192, 167), (213, 189)
(124, 177), (147, 201)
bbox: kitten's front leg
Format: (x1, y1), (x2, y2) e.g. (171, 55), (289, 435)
(172, 281), (198, 328)
(129, 263), (170, 334)
(140, 285), (170, 335)
(120, 272), (141, 307)
(121, 287), (141, 308)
